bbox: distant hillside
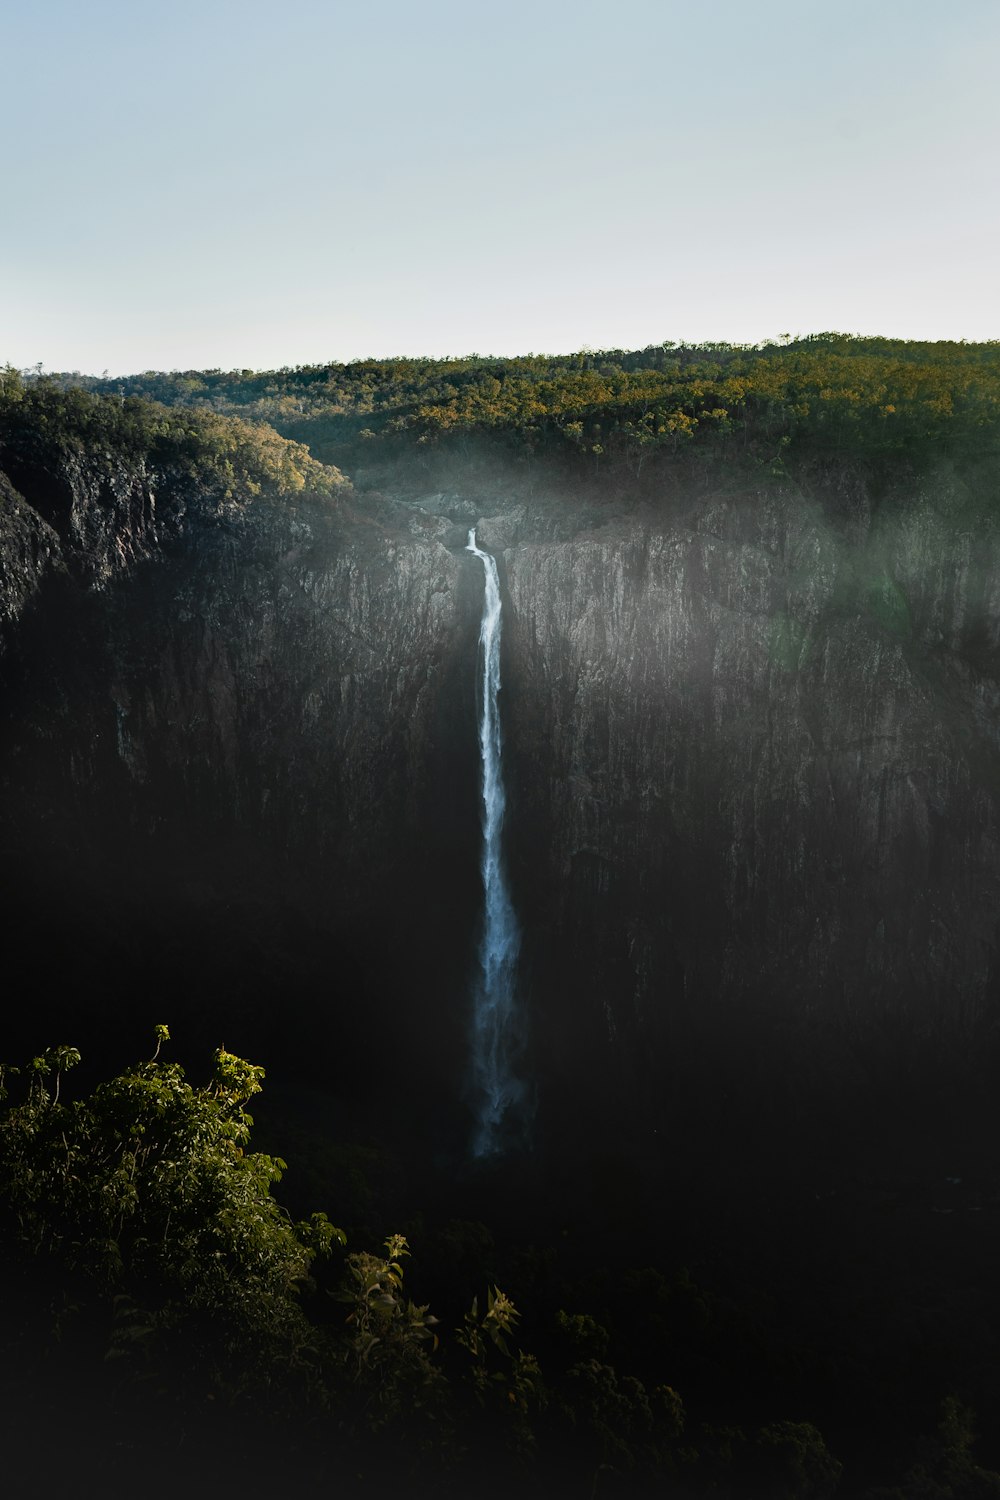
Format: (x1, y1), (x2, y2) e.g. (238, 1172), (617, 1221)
(44, 335), (1000, 481)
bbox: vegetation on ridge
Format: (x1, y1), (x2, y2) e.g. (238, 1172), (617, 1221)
(41, 335), (1000, 481)
(0, 367), (348, 504)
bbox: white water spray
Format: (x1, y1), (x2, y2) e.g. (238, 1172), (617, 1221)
(467, 527), (524, 1157)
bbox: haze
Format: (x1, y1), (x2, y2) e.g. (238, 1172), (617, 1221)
(3, 0), (998, 373)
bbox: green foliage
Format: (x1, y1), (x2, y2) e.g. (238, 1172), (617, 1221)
(550, 1303), (689, 1484)
(456, 1285), (546, 1457)
(457, 1282), (522, 1365)
(0, 1026), (344, 1374)
(0, 1026), (870, 1493)
(0, 372), (348, 506)
(749, 1419), (843, 1499)
(563, 1357), (685, 1472)
(336, 1232), (446, 1431)
(864, 1397), (1000, 1499)
(45, 335), (1000, 483)
(555, 1307), (611, 1360)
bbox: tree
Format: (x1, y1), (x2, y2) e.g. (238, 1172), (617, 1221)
(0, 1027), (343, 1378)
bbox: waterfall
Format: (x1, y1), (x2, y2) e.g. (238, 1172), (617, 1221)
(466, 527), (524, 1157)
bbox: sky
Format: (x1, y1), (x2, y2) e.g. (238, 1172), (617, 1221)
(3, 0), (999, 374)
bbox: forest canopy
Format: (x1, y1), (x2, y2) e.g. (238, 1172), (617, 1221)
(0, 368), (348, 502)
(37, 335), (1000, 479)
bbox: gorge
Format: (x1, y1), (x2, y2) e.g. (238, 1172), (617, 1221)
(4, 407), (998, 1160)
(4, 346), (1000, 1493)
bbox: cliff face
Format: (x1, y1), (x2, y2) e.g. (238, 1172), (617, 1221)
(488, 464), (1000, 1130)
(0, 470), (63, 638)
(0, 452), (483, 1114)
(0, 445), (200, 608)
(2, 443), (999, 1140)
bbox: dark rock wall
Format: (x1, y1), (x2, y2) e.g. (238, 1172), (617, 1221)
(3, 446), (1000, 1142)
(0, 459), (481, 1117)
(0, 471), (63, 640)
(490, 462), (1000, 1134)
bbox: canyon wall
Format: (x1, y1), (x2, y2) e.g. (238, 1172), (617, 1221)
(3, 443), (999, 1142)
(489, 462), (1000, 1135)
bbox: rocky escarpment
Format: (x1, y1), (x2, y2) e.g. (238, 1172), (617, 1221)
(0, 446), (198, 608)
(0, 470), (63, 638)
(476, 459), (1000, 1135)
(3, 434), (1000, 1146)
(0, 447), (484, 1118)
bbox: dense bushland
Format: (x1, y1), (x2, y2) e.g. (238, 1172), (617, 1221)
(2, 1030), (999, 1498)
(0, 367), (348, 505)
(45, 335), (1000, 481)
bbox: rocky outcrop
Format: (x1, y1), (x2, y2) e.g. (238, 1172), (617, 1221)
(0, 447), (194, 597)
(0, 470), (64, 642)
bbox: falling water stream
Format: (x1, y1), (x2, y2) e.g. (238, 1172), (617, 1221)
(466, 528), (524, 1156)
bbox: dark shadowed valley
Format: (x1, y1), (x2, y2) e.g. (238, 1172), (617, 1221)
(3, 339), (1000, 1497)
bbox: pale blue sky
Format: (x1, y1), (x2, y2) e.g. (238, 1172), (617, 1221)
(3, 0), (998, 373)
